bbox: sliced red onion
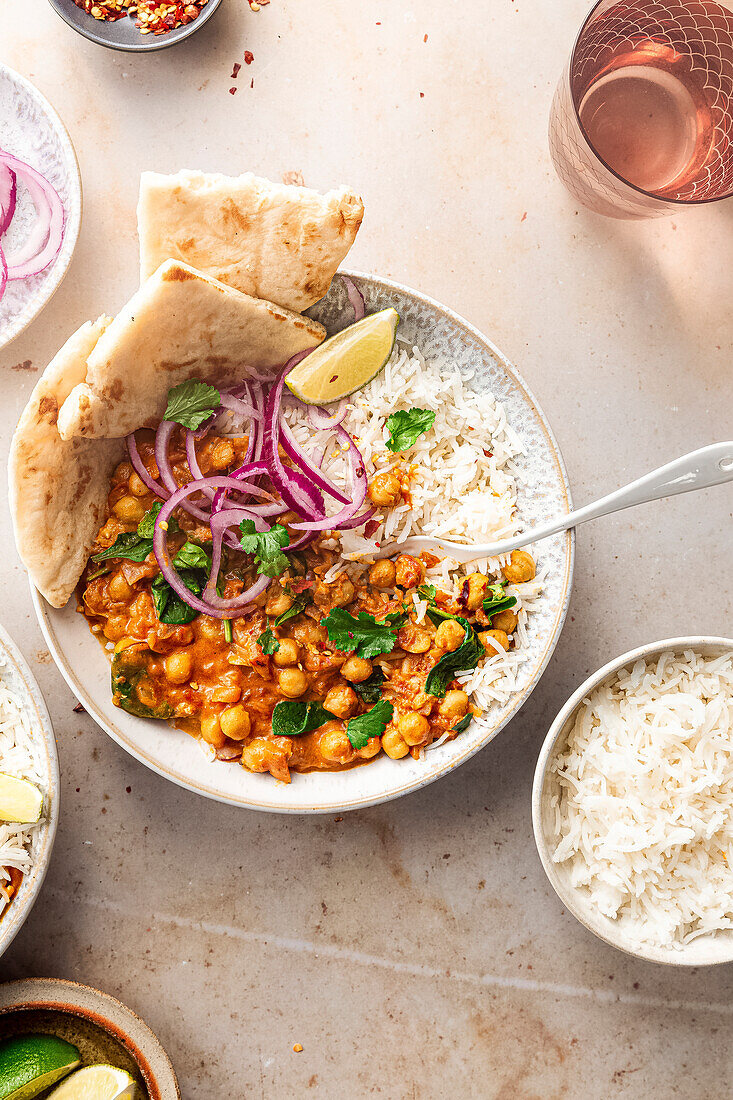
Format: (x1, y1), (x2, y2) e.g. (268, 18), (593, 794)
(127, 432), (166, 498)
(219, 392), (262, 421)
(290, 424), (368, 532)
(0, 244), (6, 307)
(263, 369), (326, 520)
(278, 414), (350, 504)
(153, 481), (270, 618)
(0, 152), (65, 279)
(184, 430), (211, 493)
(0, 165), (16, 236)
(343, 275), (365, 321)
(308, 401), (348, 431)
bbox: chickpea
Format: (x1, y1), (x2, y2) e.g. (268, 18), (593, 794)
(398, 711), (430, 746)
(164, 649), (194, 684)
(341, 656), (373, 683)
(108, 572), (133, 601)
(357, 737), (382, 760)
(292, 619), (326, 646)
(211, 682), (242, 704)
(464, 572), (488, 611)
(490, 609), (518, 634)
(113, 495), (146, 524)
(324, 683), (358, 719)
(435, 619), (465, 652)
(266, 588), (294, 618)
(220, 704), (251, 741)
(272, 638), (301, 667)
(382, 728), (409, 759)
(115, 461), (133, 481)
(368, 471), (402, 506)
(439, 689), (469, 721)
(368, 559), (396, 589)
(319, 726), (353, 764)
(127, 471), (149, 498)
(210, 440), (235, 470)
(394, 554), (424, 590)
(503, 550), (536, 585)
(103, 617), (127, 642)
(331, 576), (355, 608)
(201, 713), (226, 748)
(396, 623), (431, 654)
(278, 668), (308, 698)
(197, 617), (222, 641)
(241, 739), (269, 772)
(478, 629), (509, 653)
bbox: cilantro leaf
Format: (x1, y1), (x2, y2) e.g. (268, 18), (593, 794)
(346, 699), (394, 749)
(273, 592), (310, 627)
(482, 581), (517, 622)
(258, 628), (280, 655)
(239, 520), (290, 578)
(324, 607), (406, 659)
(173, 542), (211, 571)
(164, 379), (221, 431)
(425, 615), (483, 697)
(353, 667), (385, 705)
(417, 583), (436, 601)
(385, 407), (436, 453)
(271, 700), (335, 737)
(151, 569), (203, 625)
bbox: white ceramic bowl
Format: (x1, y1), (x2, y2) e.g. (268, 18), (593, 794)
(0, 622), (59, 959)
(532, 635), (733, 966)
(34, 271), (574, 813)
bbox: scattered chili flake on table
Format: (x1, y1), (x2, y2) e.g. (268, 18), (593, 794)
(231, 62), (241, 78)
(244, 50), (254, 63)
(229, 87), (238, 95)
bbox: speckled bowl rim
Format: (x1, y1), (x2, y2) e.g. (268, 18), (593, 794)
(532, 635), (733, 966)
(0, 64), (82, 351)
(46, 0), (223, 52)
(0, 623), (59, 960)
(0, 978), (180, 1099)
(33, 270), (575, 813)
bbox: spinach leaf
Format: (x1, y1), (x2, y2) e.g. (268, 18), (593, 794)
(271, 701), (335, 737)
(151, 570), (203, 625)
(425, 615), (483, 697)
(353, 667), (386, 705)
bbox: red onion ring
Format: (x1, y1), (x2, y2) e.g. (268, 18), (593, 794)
(127, 432), (166, 498)
(307, 401), (348, 431)
(263, 368), (326, 520)
(290, 424), (368, 532)
(0, 165), (16, 236)
(0, 152), (65, 279)
(342, 275), (365, 322)
(278, 414), (350, 504)
(0, 244), (7, 308)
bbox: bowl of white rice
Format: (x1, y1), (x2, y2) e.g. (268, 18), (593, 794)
(0, 622), (58, 958)
(533, 637), (733, 965)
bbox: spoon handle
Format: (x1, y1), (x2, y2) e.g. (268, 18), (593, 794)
(381, 442), (733, 563)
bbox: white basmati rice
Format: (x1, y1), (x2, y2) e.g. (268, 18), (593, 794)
(285, 340), (543, 715)
(0, 671), (46, 913)
(550, 649), (733, 949)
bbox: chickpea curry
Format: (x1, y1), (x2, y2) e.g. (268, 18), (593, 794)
(80, 426), (536, 784)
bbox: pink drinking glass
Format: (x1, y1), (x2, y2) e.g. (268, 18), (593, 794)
(549, 0), (733, 217)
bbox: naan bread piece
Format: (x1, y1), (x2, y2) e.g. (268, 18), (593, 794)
(138, 170), (364, 312)
(57, 259), (326, 442)
(9, 317), (124, 608)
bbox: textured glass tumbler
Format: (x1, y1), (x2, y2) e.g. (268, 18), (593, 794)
(549, 0), (733, 218)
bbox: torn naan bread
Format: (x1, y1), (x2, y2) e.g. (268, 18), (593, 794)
(57, 259), (326, 442)
(138, 170), (364, 312)
(8, 317), (124, 608)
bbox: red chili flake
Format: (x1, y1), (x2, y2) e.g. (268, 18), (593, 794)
(244, 50), (254, 64)
(419, 92), (425, 98)
(290, 578), (314, 594)
(423, 33), (428, 42)
(126, 786), (132, 793)
(329, 374), (338, 383)
(250, 78), (254, 89)
(73, 703), (86, 713)
(229, 87), (237, 95)
(231, 62), (241, 78)
(364, 520), (380, 538)
(520, 211), (527, 222)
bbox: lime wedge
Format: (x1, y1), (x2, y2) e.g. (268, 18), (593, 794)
(285, 307), (399, 404)
(0, 775), (42, 824)
(46, 1065), (138, 1100)
(0, 1034), (80, 1100)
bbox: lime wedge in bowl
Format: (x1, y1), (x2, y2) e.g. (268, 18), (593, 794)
(0, 774), (43, 824)
(285, 307), (399, 404)
(0, 1034), (80, 1100)
(46, 1065), (138, 1099)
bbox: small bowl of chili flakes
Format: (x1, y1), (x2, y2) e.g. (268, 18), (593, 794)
(47, 0), (223, 51)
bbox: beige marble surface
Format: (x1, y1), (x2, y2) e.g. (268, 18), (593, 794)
(1, 0), (732, 1096)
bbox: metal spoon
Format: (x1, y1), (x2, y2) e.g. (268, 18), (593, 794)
(376, 441), (733, 564)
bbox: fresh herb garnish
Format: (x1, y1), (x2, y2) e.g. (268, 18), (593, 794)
(385, 408), (436, 453)
(92, 504), (177, 564)
(271, 700), (335, 737)
(425, 614), (483, 697)
(482, 581), (517, 622)
(239, 520), (291, 578)
(353, 667), (386, 704)
(164, 379), (221, 431)
(272, 592), (311, 627)
(324, 607), (407, 659)
(151, 571), (202, 625)
(173, 541), (211, 571)
(258, 628), (280, 655)
(417, 583), (437, 601)
(346, 699), (394, 749)
(452, 714), (472, 735)
(111, 649), (173, 721)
